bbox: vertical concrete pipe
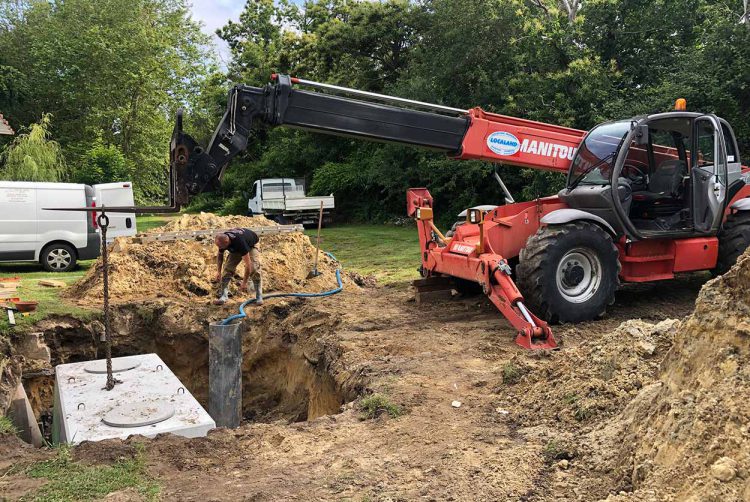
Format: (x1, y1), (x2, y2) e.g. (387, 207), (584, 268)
(208, 322), (242, 428)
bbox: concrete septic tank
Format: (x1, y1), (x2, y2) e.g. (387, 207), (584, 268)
(52, 353), (215, 444)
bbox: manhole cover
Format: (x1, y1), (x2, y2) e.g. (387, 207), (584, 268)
(84, 358), (141, 374)
(102, 401), (175, 428)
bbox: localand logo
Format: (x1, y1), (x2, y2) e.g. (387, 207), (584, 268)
(486, 131), (521, 156)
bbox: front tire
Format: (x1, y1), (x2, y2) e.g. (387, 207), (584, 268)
(517, 222), (620, 323)
(714, 211), (750, 275)
(445, 220), (465, 238)
(41, 243), (77, 272)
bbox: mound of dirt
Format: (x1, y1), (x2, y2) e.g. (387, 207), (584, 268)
(67, 213), (347, 303)
(503, 318), (680, 427)
(152, 212), (278, 232)
(588, 252), (750, 501)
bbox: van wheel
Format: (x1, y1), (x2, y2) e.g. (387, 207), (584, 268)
(41, 244), (77, 272)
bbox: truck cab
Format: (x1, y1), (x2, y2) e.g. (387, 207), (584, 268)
(248, 178), (335, 225)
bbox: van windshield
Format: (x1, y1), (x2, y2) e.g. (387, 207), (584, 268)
(568, 121), (631, 187)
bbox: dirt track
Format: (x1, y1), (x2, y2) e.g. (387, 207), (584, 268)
(2, 269), (709, 500)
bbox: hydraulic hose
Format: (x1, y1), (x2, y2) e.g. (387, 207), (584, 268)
(220, 252), (343, 325)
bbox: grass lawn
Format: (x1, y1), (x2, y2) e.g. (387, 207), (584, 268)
(304, 224), (421, 284)
(0, 215), (177, 333)
(135, 213), (179, 233)
(0, 262), (97, 333)
(26, 444), (160, 501)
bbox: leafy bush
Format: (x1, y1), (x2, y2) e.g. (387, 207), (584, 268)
(359, 393), (403, 419)
(74, 140), (134, 186)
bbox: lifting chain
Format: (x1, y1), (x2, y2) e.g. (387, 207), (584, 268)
(97, 212), (118, 391)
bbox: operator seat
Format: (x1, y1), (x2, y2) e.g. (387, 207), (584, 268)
(631, 159), (687, 217)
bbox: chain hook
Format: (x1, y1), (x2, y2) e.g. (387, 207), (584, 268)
(98, 209), (116, 391)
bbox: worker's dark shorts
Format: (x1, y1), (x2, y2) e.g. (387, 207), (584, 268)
(221, 248), (261, 282)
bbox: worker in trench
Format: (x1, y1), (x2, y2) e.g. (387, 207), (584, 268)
(213, 228), (263, 306)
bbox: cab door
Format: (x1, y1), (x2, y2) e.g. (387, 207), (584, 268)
(692, 115), (728, 234)
(248, 181), (261, 214)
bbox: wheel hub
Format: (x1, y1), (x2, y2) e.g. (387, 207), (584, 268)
(47, 249), (72, 270)
(562, 263), (585, 288)
(555, 248), (602, 304)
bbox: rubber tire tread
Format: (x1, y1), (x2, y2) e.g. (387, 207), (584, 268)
(445, 220), (464, 238)
(517, 221), (620, 323)
(714, 212), (750, 275)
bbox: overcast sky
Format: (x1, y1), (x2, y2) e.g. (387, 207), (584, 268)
(190, 0), (245, 65)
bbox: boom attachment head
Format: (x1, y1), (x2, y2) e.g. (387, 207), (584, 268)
(169, 109), (222, 208)
(408, 187), (557, 350)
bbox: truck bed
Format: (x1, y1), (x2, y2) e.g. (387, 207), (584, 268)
(262, 195), (334, 212)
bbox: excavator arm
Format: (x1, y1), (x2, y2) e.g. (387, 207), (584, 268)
(170, 74), (584, 205)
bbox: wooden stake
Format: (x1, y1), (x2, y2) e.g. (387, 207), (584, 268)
(313, 200), (324, 276)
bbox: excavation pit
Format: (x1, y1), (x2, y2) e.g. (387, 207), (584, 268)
(23, 303), (358, 442)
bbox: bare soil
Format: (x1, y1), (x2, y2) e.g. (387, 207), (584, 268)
(2, 213), (749, 501)
(66, 213), (351, 304)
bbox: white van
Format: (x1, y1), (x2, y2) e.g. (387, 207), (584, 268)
(0, 181), (137, 272)
(93, 182), (136, 241)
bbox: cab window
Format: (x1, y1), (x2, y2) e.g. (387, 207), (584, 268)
(722, 123), (738, 163)
(622, 117), (689, 182)
(695, 121), (715, 169)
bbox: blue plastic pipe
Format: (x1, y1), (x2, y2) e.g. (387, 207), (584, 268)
(220, 252), (343, 325)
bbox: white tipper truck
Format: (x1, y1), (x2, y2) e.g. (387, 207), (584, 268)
(247, 178), (334, 225)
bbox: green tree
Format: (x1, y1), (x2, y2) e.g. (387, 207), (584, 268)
(182, 0), (749, 220)
(0, 0), (213, 203)
(1, 113), (67, 181)
(74, 140), (134, 186)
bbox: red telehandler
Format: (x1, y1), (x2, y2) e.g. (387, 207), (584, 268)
(166, 75), (750, 350)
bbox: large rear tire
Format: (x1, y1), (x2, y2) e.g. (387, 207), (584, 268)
(517, 222), (620, 323)
(714, 211), (750, 275)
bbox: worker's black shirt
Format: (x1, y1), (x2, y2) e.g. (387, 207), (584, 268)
(223, 228), (259, 256)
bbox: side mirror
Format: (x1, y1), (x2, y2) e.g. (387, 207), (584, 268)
(635, 125), (649, 146)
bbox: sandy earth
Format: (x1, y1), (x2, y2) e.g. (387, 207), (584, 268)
(66, 213), (349, 303)
(1, 213), (749, 501)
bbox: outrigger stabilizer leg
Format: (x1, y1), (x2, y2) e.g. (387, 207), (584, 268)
(407, 188), (557, 351)
(480, 257), (557, 350)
